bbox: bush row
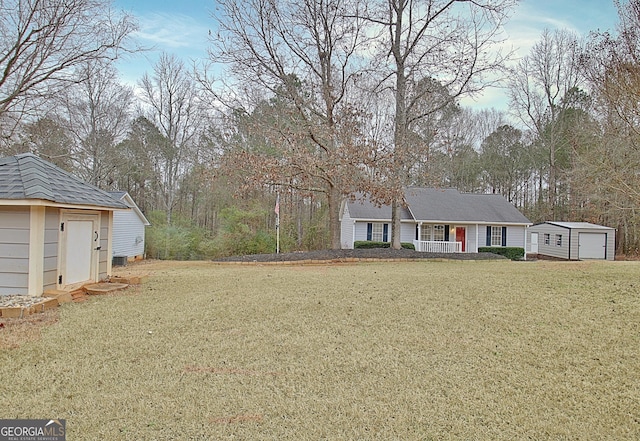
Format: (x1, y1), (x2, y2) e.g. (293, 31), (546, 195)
(354, 241), (415, 250)
(478, 247), (525, 260)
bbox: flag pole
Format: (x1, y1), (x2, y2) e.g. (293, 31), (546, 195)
(275, 193), (280, 254)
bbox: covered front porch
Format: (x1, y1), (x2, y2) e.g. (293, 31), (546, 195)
(413, 223), (471, 253)
(413, 240), (463, 253)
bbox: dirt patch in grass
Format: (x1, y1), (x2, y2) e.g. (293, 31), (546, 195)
(2, 259), (639, 439)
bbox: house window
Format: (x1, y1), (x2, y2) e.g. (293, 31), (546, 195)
(420, 225), (448, 242)
(556, 234), (562, 246)
(544, 233), (550, 245)
(491, 226), (502, 246)
(367, 222), (388, 242)
(371, 223), (384, 242)
(433, 225), (445, 241)
(420, 225), (433, 241)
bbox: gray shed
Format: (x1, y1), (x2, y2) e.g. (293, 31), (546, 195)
(0, 153), (128, 296)
(527, 221), (616, 261)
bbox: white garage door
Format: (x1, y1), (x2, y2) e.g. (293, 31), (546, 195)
(579, 233), (606, 259)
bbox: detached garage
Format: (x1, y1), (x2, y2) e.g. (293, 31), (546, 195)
(527, 221), (616, 261)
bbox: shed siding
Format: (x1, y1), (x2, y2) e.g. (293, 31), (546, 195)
(570, 229), (615, 260)
(0, 207), (30, 295)
(112, 208), (146, 258)
(43, 208), (59, 291)
(528, 223), (615, 260)
(606, 232), (615, 260)
(99, 211), (110, 279)
(528, 223), (570, 259)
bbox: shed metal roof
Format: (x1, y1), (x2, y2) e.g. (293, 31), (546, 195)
(537, 221), (614, 230)
(0, 153), (128, 209)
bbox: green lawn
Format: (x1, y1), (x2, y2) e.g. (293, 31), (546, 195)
(2, 260), (639, 440)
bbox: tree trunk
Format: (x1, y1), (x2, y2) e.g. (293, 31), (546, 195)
(327, 184), (342, 250)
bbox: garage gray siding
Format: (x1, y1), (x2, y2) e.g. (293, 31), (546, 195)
(528, 222), (615, 260)
(528, 223), (571, 259)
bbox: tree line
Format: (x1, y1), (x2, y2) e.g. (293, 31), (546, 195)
(1, 0), (639, 257)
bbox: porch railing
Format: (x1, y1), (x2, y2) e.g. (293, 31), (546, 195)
(413, 240), (463, 253)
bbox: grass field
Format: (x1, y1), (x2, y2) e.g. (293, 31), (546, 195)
(1, 259), (639, 440)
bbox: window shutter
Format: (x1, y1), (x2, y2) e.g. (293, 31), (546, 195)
(383, 224), (389, 242)
(444, 225), (450, 242)
(502, 226), (507, 247)
(367, 223), (372, 241)
(486, 226), (492, 246)
(415, 225), (419, 240)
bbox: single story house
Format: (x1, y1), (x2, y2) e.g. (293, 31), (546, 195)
(340, 187), (532, 253)
(109, 191), (150, 263)
(527, 221), (616, 261)
(0, 153), (128, 296)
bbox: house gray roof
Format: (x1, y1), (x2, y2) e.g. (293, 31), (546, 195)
(346, 193), (414, 220)
(346, 187), (531, 224)
(0, 153), (127, 209)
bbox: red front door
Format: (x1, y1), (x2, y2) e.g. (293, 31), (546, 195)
(455, 227), (466, 252)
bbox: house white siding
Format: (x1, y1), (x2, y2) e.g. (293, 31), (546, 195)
(400, 223), (415, 244)
(0, 207), (30, 295)
(112, 204), (146, 259)
(464, 225), (478, 253)
(506, 226), (526, 248)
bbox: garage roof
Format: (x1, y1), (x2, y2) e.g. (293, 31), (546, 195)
(541, 221), (614, 230)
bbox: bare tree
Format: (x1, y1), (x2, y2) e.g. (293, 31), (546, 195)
(139, 53), (202, 225)
(207, 0), (373, 249)
(581, 0), (640, 253)
(0, 0), (137, 140)
(57, 61), (134, 188)
(508, 29), (583, 219)
(367, 0), (516, 248)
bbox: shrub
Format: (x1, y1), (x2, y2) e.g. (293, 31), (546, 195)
(478, 247), (525, 260)
(354, 241), (415, 250)
(145, 211), (219, 260)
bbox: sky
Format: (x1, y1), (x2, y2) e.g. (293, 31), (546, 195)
(113, 0), (621, 112)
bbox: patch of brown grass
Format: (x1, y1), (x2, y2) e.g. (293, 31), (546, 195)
(1, 259), (639, 439)
(0, 309), (59, 349)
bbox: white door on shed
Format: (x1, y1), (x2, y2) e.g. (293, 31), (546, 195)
(60, 212), (100, 287)
(578, 232), (606, 259)
(530, 232), (538, 253)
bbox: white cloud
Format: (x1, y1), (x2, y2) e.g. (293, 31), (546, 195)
(134, 12), (210, 51)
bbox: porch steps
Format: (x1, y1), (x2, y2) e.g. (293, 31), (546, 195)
(83, 282), (129, 295)
(43, 290), (73, 304)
